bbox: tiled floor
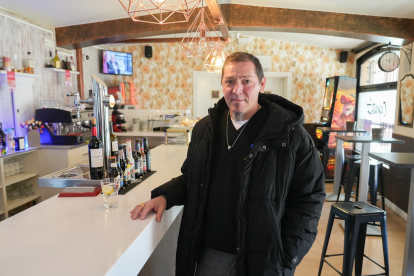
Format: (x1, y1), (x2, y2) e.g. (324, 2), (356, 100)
(295, 182), (406, 275)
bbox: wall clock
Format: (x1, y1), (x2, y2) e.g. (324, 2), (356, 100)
(378, 51), (400, 72)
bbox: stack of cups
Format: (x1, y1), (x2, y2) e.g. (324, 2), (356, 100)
(140, 120), (149, 131)
(131, 118), (140, 132)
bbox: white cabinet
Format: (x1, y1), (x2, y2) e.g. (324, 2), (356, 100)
(0, 148), (41, 220)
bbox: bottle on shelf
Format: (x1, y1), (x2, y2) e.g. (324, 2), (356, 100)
(140, 140), (147, 174)
(107, 157), (121, 189)
(143, 137), (151, 172)
(132, 150), (141, 179)
(109, 122), (118, 157)
(53, 50), (60, 69)
(135, 139), (144, 177)
(122, 144), (131, 187)
(88, 118), (104, 180)
(65, 57), (70, 70)
(125, 140), (135, 181)
(26, 52), (34, 74)
(48, 51), (54, 68)
(70, 56), (76, 71)
(0, 123), (6, 156)
(118, 145), (125, 189)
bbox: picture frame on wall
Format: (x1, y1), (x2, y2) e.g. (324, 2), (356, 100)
(263, 90), (272, 94)
(398, 73), (414, 128)
(211, 90), (220, 99)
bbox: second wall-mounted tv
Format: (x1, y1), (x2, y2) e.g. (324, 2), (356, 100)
(102, 50), (133, 76)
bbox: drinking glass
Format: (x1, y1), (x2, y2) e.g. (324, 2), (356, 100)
(101, 178), (119, 209)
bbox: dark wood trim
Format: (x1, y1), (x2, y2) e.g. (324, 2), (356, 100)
(75, 48), (84, 99)
(205, 0), (230, 41)
(113, 37), (225, 44)
(56, 4), (414, 49)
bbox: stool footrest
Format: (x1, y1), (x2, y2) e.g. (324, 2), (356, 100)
(363, 254), (386, 271)
(323, 259), (343, 275)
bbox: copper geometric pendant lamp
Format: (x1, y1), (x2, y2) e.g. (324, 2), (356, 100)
(180, 7), (220, 58)
(204, 41), (228, 73)
(118, 0), (201, 24)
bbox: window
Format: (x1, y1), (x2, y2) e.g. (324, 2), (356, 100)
(355, 46), (399, 153)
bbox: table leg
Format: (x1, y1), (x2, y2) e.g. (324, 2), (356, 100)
(333, 139), (344, 195)
(358, 143), (370, 202)
(402, 168), (414, 276)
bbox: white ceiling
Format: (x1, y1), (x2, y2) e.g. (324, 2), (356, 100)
(0, 0), (412, 50)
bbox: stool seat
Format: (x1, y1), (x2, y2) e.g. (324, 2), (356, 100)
(318, 202), (389, 276)
(333, 202), (385, 217)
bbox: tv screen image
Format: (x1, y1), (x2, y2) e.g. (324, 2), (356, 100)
(102, 50), (133, 76)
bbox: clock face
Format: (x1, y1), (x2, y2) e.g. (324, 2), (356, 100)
(378, 52), (400, 72)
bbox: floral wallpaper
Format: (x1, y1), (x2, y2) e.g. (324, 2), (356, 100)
(109, 36), (354, 122)
(400, 74), (414, 124)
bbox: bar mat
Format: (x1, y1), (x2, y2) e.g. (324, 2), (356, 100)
(119, 171), (157, 195)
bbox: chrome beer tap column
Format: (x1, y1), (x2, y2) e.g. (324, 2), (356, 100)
(67, 74), (115, 172)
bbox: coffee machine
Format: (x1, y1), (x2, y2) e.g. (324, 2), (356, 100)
(112, 100), (127, 132)
(35, 109), (93, 145)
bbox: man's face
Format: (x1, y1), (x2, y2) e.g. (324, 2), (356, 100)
(222, 61), (266, 119)
(110, 54), (115, 63)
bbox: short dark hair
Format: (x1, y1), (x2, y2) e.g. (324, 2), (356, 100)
(221, 52), (264, 82)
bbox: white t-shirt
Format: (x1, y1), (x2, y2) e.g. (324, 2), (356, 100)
(231, 118), (249, 130)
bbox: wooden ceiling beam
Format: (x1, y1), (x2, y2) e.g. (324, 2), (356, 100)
(56, 4), (414, 49)
(205, 0), (230, 41)
(112, 37), (226, 44)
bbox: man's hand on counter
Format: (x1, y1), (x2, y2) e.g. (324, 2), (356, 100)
(130, 196), (167, 222)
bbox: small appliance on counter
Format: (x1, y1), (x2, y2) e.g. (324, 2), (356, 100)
(35, 108), (93, 145)
(112, 100), (127, 132)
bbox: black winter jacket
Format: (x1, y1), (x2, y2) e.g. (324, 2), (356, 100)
(152, 93), (325, 276)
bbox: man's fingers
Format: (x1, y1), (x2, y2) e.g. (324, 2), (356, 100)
(130, 205), (144, 220)
(140, 205), (151, 220)
(156, 203), (166, 223)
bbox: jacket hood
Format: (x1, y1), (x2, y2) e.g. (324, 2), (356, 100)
(209, 93), (304, 138)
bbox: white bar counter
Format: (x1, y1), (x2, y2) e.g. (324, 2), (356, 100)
(0, 144), (187, 276)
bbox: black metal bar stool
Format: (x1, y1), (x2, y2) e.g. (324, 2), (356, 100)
(345, 160), (386, 208)
(336, 155), (361, 202)
(318, 202), (389, 276)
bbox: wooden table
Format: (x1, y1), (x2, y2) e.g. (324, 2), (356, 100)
(316, 127), (367, 201)
(334, 136), (404, 203)
(368, 152), (414, 276)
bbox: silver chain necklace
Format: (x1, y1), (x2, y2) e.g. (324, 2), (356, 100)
(226, 110), (249, 152)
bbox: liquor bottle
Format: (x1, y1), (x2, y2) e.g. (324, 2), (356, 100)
(70, 56), (76, 71)
(143, 137), (151, 172)
(53, 50), (60, 69)
(109, 122), (118, 156)
(132, 150), (140, 179)
(117, 146), (125, 189)
(122, 144), (131, 186)
(26, 52), (34, 74)
(49, 51), (54, 67)
(65, 57), (70, 70)
(126, 140), (135, 181)
(140, 140), (147, 174)
(135, 139), (144, 177)
(107, 157), (121, 189)
(88, 118), (104, 179)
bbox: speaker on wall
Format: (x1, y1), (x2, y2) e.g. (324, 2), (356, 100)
(145, 46), (153, 58)
(339, 51), (348, 63)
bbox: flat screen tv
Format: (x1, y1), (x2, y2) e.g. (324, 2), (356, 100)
(102, 50), (133, 76)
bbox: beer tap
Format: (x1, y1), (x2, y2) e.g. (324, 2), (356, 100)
(67, 74), (115, 172)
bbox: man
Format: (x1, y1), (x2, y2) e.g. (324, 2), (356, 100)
(131, 52), (325, 276)
(107, 53), (120, 74)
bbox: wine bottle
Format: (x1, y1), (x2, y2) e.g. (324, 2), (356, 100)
(49, 52), (54, 68)
(109, 122), (118, 156)
(144, 137), (151, 172)
(88, 118), (104, 179)
(107, 157), (120, 189)
(140, 140), (147, 174)
(126, 140), (135, 181)
(70, 56), (76, 71)
(132, 150), (140, 179)
(136, 139), (144, 177)
(53, 50), (60, 69)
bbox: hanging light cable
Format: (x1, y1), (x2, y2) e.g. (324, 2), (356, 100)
(118, 0), (201, 24)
